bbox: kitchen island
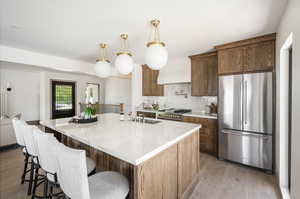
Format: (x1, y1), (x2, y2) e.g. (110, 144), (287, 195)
(41, 113), (201, 199)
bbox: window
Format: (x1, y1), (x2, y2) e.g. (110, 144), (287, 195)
(51, 81), (76, 119)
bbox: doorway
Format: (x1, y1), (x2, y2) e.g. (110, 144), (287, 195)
(279, 32), (293, 198)
(51, 80), (76, 119)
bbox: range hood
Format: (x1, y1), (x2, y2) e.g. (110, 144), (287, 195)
(157, 57), (191, 84)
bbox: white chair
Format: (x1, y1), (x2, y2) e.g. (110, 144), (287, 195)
(32, 127), (97, 198)
(20, 122), (43, 198)
(54, 143), (129, 199)
(12, 118), (35, 194)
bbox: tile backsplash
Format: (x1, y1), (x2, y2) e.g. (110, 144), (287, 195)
(141, 83), (217, 112)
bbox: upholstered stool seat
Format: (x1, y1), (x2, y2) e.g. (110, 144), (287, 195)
(88, 171), (129, 199)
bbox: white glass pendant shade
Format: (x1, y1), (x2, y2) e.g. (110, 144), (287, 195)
(145, 43), (168, 70)
(95, 43), (111, 78)
(116, 34), (134, 74)
(115, 54), (134, 75)
(95, 61), (111, 78)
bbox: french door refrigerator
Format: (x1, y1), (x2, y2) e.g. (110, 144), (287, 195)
(218, 72), (273, 171)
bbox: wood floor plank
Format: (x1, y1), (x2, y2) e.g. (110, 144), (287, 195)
(0, 148), (281, 199)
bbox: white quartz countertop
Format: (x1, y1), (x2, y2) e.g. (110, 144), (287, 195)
(41, 113), (201, 166)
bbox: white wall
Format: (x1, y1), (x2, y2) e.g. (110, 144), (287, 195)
(276, 0), (300, 198)
(104, 77), (131, 113)
(0, 61), (105, 121)
(0, 62), (41, 120)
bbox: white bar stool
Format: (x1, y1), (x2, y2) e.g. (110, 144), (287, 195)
(54, 143), (129, 199)
(20, 122), (44, 198)
(12, 118), (31, 184)
(32, 127), (97, 198)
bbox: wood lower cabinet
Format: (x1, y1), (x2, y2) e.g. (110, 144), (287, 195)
(142, 65), (164, 96)
(182, 116), (218, 156)
(189, 52), (218, 96)
(216, 33), (276, 75)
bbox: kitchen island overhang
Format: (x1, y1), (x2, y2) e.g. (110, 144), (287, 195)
(41, 113), (201, 199)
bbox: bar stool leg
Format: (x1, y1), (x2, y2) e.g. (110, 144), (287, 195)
(21, 153), (29, 184)
(43, 177), (48, 199)
(27, 157), (34, 195)
(49, 184), (54, 199)
(31, 166), (39, 199)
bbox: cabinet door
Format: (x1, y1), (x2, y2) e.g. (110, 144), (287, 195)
(218, 47), (244, 75)
(151, 69), (164, 96)
(244, 41), (275, 72)
(182, 116), (217, 155)
(207, 56), (218, 96)
(142, 65), (164, 96)
(142, 65), (152, 96)
(202, 119), (218, 155)
(191, 58), (208, 96)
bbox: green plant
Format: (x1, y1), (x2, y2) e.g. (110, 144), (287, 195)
(84, 107), (96, 117)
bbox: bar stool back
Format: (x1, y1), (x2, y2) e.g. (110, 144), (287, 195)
(11, 118), (26, 147)
(56, 144), (90, 199)
(55, 144), (129, 199)
(21, 124), (38, 157)
(33, 129), (58, 175)
(33, 128), (62, 197)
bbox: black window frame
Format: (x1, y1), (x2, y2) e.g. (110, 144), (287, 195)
(51, 80), (76, 119)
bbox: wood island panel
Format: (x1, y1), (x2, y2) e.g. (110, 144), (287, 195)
(134, 144), (178, 199)
(44, 127), (200, 199)
(178, 131), (199, 198)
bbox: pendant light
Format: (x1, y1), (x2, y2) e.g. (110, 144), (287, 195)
(95, 43), (112, 78)
(115, 34), (134, 75)
(145, 19), (168, 70)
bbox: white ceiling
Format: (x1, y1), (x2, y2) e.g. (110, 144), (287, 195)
(0, 0), (287, 64)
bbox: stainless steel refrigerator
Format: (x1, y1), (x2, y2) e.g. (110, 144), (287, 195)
(218, 72), (273, 171)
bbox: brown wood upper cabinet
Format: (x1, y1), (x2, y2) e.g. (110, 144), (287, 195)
(189, 52), (218, 96)
(215, 33), (276, 75)
(142, 65), (164, 96)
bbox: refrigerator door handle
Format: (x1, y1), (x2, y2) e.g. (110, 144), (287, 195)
(244, 80), (248, 125)
(240, 81), (243, 127)
(222, 129), (269, 139)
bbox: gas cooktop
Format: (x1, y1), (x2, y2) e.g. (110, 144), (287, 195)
(158, 109), (191, 121)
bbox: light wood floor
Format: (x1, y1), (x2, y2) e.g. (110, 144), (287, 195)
(190, 153), (282, 199)
(0, 148), (281, 199)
